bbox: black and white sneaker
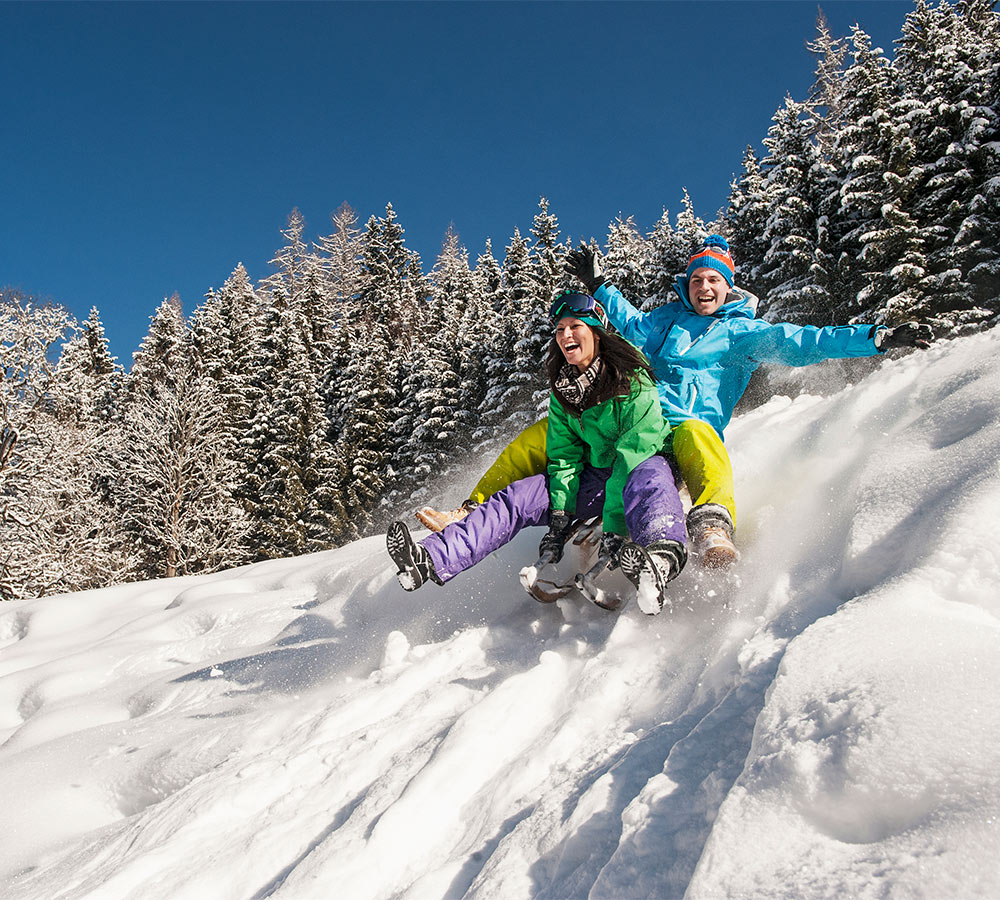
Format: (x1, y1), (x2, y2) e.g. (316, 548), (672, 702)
(387, 521), (441, 591)
(618, 540), (687, 615)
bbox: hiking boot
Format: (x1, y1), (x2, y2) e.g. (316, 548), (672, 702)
(387, 521), (442, 591)
(414, 500), (479, 532)
(687, 504), (739, 569)
(619, 540), (687, 615)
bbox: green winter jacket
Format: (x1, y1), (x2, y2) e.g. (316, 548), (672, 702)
(546, 371), (670, 535)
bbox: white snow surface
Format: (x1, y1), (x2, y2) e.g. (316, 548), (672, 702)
(3, 331), (1000, 900)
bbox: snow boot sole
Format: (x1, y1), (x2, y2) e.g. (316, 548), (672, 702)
(387, 521), (440, 591)
(619, 541), (685, 615)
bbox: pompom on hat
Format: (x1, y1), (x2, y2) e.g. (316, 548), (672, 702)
(686, 234), (735, 287)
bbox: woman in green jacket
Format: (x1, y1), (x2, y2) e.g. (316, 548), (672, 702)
(387, 291), (689, 614)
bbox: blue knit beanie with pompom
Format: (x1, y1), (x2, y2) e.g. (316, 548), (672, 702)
(686, 235), (735, 287)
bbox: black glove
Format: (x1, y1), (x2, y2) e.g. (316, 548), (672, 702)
(599, 532), (626, 569)
(875, 322), (933, 351)
(538, 510), (573, 564)
(564, 244), (605, 294)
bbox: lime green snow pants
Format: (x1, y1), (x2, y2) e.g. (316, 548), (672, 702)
(468, 416), (736, 525)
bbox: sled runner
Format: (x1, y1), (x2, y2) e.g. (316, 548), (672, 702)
(519, 518), (634, 611)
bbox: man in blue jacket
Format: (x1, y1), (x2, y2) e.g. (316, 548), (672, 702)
(417, 236), (931, 569)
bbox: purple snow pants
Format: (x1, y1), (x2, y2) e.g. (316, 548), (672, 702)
(422, 455), (687, 583)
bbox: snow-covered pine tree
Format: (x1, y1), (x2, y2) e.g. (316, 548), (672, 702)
(726, 147), (771, 298)
(893, 0), (1000, 332)
(314, 207), (370, 455)
(806, 10), (849, 154)
(756, 97), (827, 322)
(947, 0), (1000, 322)
(187, 263), (266, 563)
(43, 307), (126, 590)
(603, 216), (650, 307)
(437, 227), (490, 453)
(470, 239), (515, 448)
(51, 307), (122, 426)
(332, 321), (395, 537)
(260, 208), (309, 310)
(853, 102), (933, 326)
(315, 202), (364, 315)
(358, 203), (420, 338)
(645, 194), (708, 309)
(393, 337), (461, 504)
(673, 190), (708, 257)
(126, 294), (188, 402)
(509, 198), (568, 428)
(645, 209), (685, 309)
(384, 227), (470, 507)
(827, 24), (899, 322)
(802, 14), (860, 321)
(243, 292), (344, 558)
(475, 227), (534, 434)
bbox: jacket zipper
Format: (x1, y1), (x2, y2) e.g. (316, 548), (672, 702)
(677, 318), (724, 355)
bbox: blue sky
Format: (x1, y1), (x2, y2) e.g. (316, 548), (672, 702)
(2, 1), (912, 365)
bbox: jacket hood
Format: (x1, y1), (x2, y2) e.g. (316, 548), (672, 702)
(673, 275), (760, 320)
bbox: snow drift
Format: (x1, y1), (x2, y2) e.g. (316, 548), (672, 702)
(1, 330), (999, 900)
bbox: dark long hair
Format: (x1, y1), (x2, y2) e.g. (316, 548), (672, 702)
(546, 326), (655, 416)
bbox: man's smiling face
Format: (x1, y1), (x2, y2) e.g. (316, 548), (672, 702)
(687, 268), (730, 316)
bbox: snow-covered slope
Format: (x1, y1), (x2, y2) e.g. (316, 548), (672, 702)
(2, 331), (999, 900)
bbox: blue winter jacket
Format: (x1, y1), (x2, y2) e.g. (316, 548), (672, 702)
(594, 278), (886, 440)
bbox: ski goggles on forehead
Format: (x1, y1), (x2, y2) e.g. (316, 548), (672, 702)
(549, 291), (609, 330)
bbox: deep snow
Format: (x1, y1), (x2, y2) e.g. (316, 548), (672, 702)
(2, 330), (999, 900)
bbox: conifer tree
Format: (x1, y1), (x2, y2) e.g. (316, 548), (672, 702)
(673, 190), (707, 255)
(316, 202), (364, 316)
(437, 228), (490, 449)
(51, 307), (122, 425)
(334, 321), (394, 536)
(359, 204), (419, 337)
(726, 147), (770, 298)
(511, 198), (568, 425)
(261, 208), (308, 308)
(476, 227), (533, 433)
(824, 25), (899, 321)
(243, 294), (343, 558)
(645, 209), (684, 308)
(187, 263), (265, 564)
(645, 195), (706, 309)
(127, 294), (188, 402)
(894, 0), (1000, 330)
(472, 239), (516, 446)
(806, 10), (849, 151)
(757, 98), (826, 321)
(385, 227), (470, 504)
(603, 216), (650, 306)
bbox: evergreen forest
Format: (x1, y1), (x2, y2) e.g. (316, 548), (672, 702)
(2, 0), (999, 601)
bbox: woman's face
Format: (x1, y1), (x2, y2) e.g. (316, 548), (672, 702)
(555, 317), (599, 371)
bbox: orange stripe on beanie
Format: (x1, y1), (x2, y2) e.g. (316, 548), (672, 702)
(686, 235), (735, 287)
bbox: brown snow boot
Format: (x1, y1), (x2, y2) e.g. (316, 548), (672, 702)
(415, 500), (478, 532)
(687, 504), (739, 569)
